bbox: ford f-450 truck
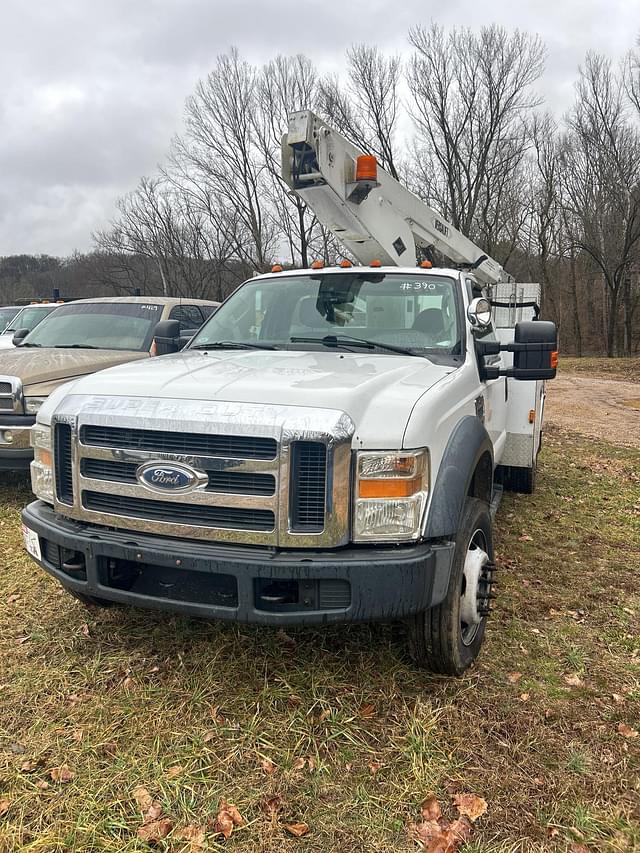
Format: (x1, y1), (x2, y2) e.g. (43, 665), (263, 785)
(21, 112), (557, 675)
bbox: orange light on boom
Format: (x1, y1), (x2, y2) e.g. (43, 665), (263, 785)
(355, 154), (377, 182)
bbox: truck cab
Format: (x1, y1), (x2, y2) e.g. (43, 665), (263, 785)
(21, 261), (555, 675)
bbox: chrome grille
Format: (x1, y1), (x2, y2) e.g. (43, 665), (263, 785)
(82, 491), (275, 531)
(51, 396), (354, 548)
(0, 375), (21, 415)
(81, 425), (277, 459)
(80, 458), (276, 495)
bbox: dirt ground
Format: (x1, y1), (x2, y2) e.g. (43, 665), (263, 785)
(545, 373), (640, 449)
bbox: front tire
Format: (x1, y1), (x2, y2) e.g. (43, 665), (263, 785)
(408, 497), (495, 676)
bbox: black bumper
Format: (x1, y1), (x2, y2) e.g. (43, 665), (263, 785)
(22, 500), (455, 626)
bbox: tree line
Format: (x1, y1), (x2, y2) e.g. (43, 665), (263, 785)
(3, 25), (640, 356)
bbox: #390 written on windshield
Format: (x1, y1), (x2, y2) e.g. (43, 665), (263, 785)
(399, 282), (442, 291)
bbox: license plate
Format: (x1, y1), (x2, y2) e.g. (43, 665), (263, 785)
(22, 524), (42, 561)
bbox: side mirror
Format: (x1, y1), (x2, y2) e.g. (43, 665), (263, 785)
(12, 328), (30, 345)
(153, 319), (182, 355)
(467, 297), (492, 329)
(512, 320), (558, 380)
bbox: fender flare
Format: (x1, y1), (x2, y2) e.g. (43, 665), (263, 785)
(424, 416), (494, 540)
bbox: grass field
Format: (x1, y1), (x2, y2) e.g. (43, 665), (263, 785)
(0, 363), (638, 852)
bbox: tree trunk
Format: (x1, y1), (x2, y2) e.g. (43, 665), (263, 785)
(570, 253), (582, 357)
(606, 286), (618, 358)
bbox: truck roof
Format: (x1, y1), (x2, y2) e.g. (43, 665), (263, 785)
(257, 266), (464, 279)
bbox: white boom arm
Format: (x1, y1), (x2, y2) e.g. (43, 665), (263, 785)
(282, 110), (510, 286)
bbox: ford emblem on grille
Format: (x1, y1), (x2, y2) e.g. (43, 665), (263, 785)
(136, 461), (208, 494)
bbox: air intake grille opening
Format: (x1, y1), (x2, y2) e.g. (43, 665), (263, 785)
(82, 491), (275, 531)
(80, 425), (276, 460)
(54, 423), (74, 505)
(290, 441), (327, 532)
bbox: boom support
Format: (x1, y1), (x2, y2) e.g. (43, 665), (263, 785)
(282, 110), (510, 286)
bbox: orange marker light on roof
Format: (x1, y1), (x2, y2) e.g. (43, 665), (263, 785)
(339, 259), (352, 268)
(355, 154), (377, 182)
(370, 259), (382, 267)
(420, 260), (433, 268)
(311, 260), (324, 269)
(271, 264), (283, 273)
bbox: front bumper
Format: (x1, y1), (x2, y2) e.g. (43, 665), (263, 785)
(22, 500), (455, 626)
(0, 415), (35, 470)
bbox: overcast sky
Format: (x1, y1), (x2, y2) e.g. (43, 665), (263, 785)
(1, 0), (638, 257)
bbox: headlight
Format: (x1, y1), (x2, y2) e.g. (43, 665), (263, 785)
(30, 424), (53, 503)
(24, 397), (48, 415)
(353, 449), (429, 542)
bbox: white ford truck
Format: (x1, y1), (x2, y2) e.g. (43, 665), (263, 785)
(21, 112), (557, 675)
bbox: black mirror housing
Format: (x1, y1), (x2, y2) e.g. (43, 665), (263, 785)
(12, 328), (30, 345)
(153, 319), (182, 355)
(512, 320), (558, 380)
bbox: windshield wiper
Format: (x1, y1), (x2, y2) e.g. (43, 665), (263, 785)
(290, 334), (419, 356)
(53, 344), (100, 349)
(190, 341), (278, 351)
(17, 342), (42, 347)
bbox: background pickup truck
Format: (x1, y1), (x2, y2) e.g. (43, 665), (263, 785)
(0, 296), (218, 470)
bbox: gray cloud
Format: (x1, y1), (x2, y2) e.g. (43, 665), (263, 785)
(1, 0), (638, 255)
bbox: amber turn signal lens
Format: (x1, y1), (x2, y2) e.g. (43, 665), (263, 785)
(528, 409), (536, 424)
(359, 476), (422, 499)
(339, 259), (352, 268)
(550, 350), (558, 369)
(355, 154), (377, 182)
(37, 449), (52, 468)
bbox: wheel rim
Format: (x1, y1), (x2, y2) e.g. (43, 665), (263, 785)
(460, 528), (490, 646)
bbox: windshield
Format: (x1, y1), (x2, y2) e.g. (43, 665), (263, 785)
(0, 307), (20, 331)
(21, 302), (164, 351)
(5, 305), (56, 333)
(189, 273), (461, 357)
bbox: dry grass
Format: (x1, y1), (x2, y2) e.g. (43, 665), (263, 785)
(560, 357), (640, 382)
(0, 427), (639, 852)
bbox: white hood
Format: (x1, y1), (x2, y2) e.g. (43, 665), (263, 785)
(65, 349), (455, 447)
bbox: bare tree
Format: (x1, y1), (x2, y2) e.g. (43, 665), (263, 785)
(318, 44), (402, 179)
(407, 23), (545, 256)
(561, 53), (640, 356)
(170, 48), (276, 272)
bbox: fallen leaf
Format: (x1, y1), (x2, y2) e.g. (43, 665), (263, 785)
(137, 818), (174, 843)
(166, 765), (184, 779)
(368, 760), (383, 775)
(547, 826), (560, 838)
(210, 706), (226, 725)
(122, 676), (135, 690)
(612, 693), (625, 705)
(50, 765), (74, 783)
(520, 692), (531, 702)
(101, 741), (118, 758)
(533, 777), (545, 786)
(420, 795), (442, 822)
(564, 674), (584, 688)
(20, 760), (38, 772)
(452, 793), (487, 822)
(569, 845), (591, 853)
(79, 623), (90, 637)
(284, 822), (310, 837)
(203, 730), (216, 743)
(260, 795), (283, 818)
(292, 757), (306, 771)
(261, 758), (277, 775)
(0, 798), (10, 816)
(518, 534), (533, 541)
(212, 800), (244, 839)
(14, 636), (30, 645)
(307, 756), (316, 771)
(35, 780), (49, 790)
(315, 708), (331, 723)
(7, 594), (20, 604)
(408, 819), (443, 846)
(174, 824), (206, 850)
(133, 786), (154, 813)
(358, 702), (376, 718)
(507, 671), (522, 684)
(72, 729), (84, 743)
(617, 722), (638, 738)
